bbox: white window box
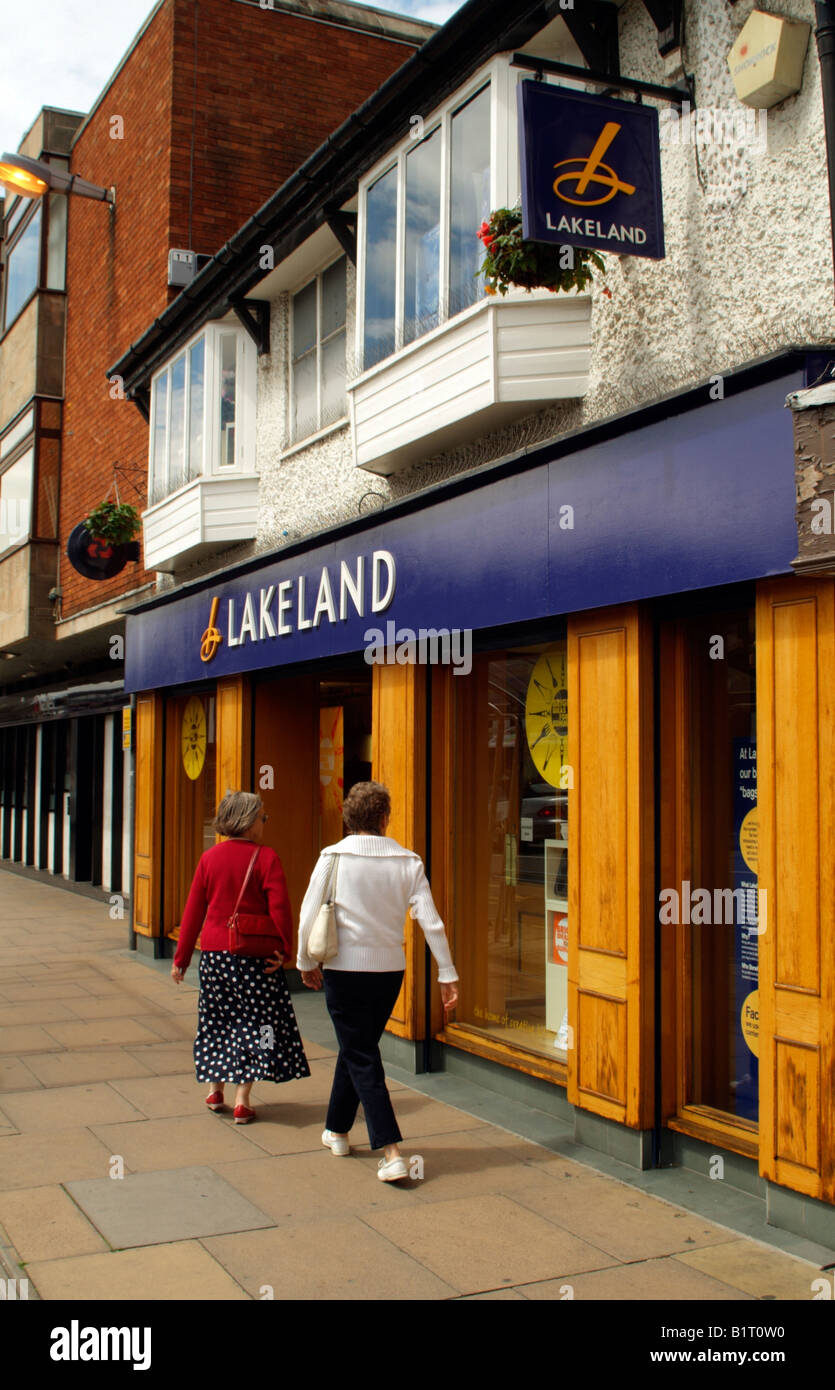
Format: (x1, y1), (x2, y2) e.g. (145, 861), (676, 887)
(142, 474), (259, 572)
(347, 291), (591, 476)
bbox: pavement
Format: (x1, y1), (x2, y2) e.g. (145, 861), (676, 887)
(0, 867), (833, 1303)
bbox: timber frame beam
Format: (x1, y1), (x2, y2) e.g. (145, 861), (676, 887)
(640, 0), (684, 57)
(561, 0), (620, 74)
(231, 298), (271, 356)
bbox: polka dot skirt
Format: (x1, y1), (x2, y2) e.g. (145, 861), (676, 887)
(194, 950), (311, 1085)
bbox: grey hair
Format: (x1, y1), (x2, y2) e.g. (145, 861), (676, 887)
(213, 790), (262, 837)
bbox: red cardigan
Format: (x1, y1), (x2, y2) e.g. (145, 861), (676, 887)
(174, 838), (293, 971)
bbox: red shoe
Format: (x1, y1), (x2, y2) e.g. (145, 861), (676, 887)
(233, 1105), (256, 1124)
(205, 1091), (226, 1112)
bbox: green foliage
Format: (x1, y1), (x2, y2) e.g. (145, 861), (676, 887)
(83, 501), (141, 545)
(477, 205), (606, 296)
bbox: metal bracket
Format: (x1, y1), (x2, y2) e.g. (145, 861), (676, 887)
(231, 298), (271, 356)
(325, 209), (358, 265)
(512, 53), (692, 107)
(561, 0), (620, 75)
(640, 0), (684, 57)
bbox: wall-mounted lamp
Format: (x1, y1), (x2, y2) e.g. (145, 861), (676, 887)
(0, 152), (114, 205)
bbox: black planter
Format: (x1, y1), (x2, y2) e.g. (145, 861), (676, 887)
(66, 524), (141, 581)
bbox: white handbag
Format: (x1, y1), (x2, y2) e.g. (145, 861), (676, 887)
(307, 855), (339, 963)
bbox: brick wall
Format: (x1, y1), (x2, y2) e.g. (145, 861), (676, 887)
(59, 0), (422, 620)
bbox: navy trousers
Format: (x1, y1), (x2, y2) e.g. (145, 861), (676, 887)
(323, 969), (404, 1150)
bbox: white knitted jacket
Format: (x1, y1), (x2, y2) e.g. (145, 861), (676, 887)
(296, 834), (458, 981)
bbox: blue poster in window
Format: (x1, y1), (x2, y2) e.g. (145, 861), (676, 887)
(518, 82), (665, 259)
(733, 738), (759, 1121)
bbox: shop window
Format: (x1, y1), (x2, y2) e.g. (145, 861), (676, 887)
(291, 257), (347, 443)
(360, 80), (491, 370)
(0, 447), (33, 553)
(660, 607), (759, 1128)
(148, 324), (255, 504)
(449, 640), (570, 1063)
(2, 203), (42, 331)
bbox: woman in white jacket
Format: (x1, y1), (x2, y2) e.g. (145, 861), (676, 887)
(297, 780), (458, 1182)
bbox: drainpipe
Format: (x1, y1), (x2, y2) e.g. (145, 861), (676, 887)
(815, 2), (835, 294)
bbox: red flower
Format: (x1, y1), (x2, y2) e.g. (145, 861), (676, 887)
(477, 220), (494, 247)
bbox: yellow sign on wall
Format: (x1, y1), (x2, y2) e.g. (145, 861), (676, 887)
(525, 645), (568, 787)
(181, 696), (208, 781)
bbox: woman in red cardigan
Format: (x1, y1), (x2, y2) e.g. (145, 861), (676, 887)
(171, 790), (310, 1122)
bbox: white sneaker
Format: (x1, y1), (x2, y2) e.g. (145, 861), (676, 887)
(377, 1155), (408, 1182)
(322, 1129), (350, 1156)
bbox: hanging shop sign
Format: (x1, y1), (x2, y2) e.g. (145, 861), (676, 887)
(518, 82), (665, 259)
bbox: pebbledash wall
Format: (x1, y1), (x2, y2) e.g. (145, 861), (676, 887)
(120, 0), (835, 1245)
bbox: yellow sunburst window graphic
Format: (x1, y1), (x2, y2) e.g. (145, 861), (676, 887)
(525, 646), (568, 787)
(181, 696), (207, 781)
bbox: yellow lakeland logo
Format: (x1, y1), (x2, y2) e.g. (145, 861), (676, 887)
(552, 122), (636, 207)
(200, 595), (223, 663)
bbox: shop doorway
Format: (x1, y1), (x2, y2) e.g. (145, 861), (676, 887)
(161, 691), (217, 934)
(658, 603), (759, 1152)
(252, 666), (372, 927)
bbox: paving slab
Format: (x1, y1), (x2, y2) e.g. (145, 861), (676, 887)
(511, 1170), (735, 1262)
(363, 1192), (616, 1295)
(60, 995), (160, 1020)
(124, 1043), (196, 1075)
(40, 1018), (163, 1048)
(213, 1148), (426, 1224)
(0, 1024), (63, 1053)
(0, 1127), (114, 1189)
(0, 1056), (42, 1092)
(65, 1165), (275, 1248)
(675, 1239), (821, 1300)
(0, 1082), (145, 1132)
(0, 982), (93, 1001)
(0, 1184), (109, 1261)
(88, 1114), (267, 1170)
(380, 1087), (489, 1138)
(202, 1217), (458, 1299)
(0, 1001), (79, 1025)
(25, 1240), (250, 1301)
(406, 1130), (588, 1204)
(518, 1257), (756, 1301)
(109, 1073), (212, 1120)
(23, 1049), (154, 1086)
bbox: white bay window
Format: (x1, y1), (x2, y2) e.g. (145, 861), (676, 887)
(360, 79), (491, 370)
(149, 322), (255, 504)
(350, 60), (593, 475)
(144, 321), (257, 571)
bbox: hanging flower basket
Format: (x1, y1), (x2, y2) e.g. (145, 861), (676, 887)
(82, 500), (141, 546)
(477, 205), (606, 297)
(66, 501), (141, 581)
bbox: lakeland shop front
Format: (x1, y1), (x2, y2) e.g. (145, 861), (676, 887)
(124, 353), (835, 1244)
